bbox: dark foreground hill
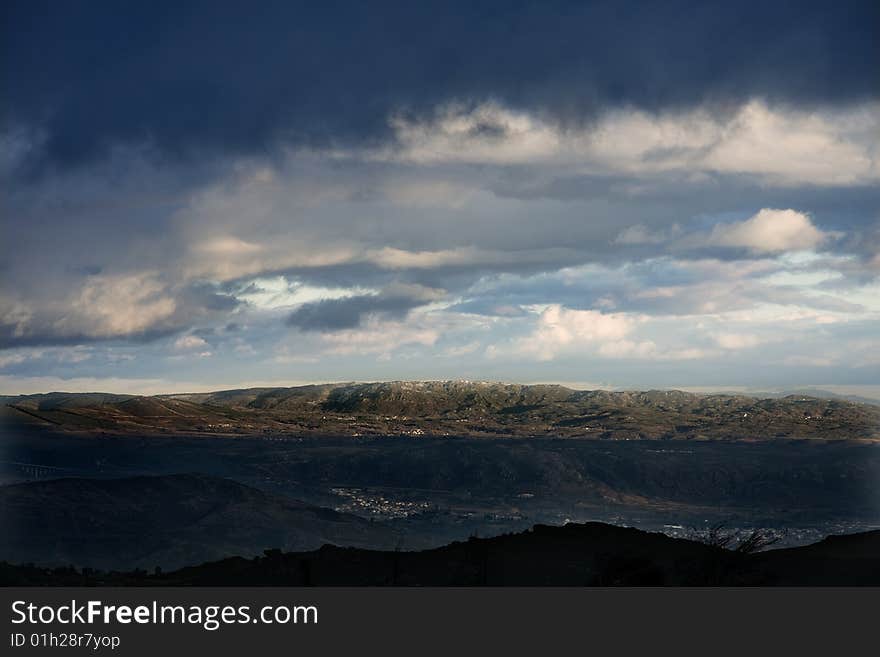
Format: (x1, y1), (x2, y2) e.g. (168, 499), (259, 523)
(0, 474), (401, 571)
(4, 381), (880, 440)
(3, 522), (878, 586)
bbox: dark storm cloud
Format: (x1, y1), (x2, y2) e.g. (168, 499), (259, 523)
(490, 172), (880, 218)
(0, 326), (179, 351)
(237, 254), (592, 299)
(3, 0), (877, 172)
(286, 293), (429, 331)
(183, 287), (240, 312)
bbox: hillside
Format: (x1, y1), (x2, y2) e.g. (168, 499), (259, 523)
(4, 521), (878, 586)
(4, 381), (880, 440)
(0, 473), (401, 570)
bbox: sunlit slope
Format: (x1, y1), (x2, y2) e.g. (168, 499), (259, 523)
(3, 381), (879, 440)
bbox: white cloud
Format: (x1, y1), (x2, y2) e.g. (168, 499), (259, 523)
(614, 209), (835, 255)
(184, 240), (357, 282)
(387, 102), (561, 165)
(54, 273), (176, 339)
(381, 101), (880, 187)
(194, 236), (264, 256)
(713, 332), (763, 350)
(364, 246), (573, 270)
(498, 305), (638, 361)
(781, 355), (835, 367)
(0, 351), (35, 368)
(366, 246), (491, 269)
(596, 339), (658, 359)
(318, 317), (440, 358)
(490, 305), (713, 362)
(533, 305), (635, 357)
(0, 298), (34, 338)
(704, 209), (829, 253)
(0, 346), (93, 369)
(173, 334), (207, 350)
(702, 101), (878, 186)
(236, 276), (373, 311)
(441, 341), (481, 357)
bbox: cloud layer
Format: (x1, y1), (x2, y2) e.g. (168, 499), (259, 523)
(4, 1), (878, 170)
(2, 1), (879, 393)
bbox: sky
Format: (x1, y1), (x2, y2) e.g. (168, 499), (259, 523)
(1, 1), (879, 396)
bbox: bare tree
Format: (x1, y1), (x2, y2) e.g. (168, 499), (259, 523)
(734, 529), (782, 554)
(692, 522), (783, 554)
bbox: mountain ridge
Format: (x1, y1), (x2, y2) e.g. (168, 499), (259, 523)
(4, 381), (879, 440)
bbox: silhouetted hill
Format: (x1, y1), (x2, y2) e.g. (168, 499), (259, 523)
(751, 529), (880, 585)
(3, 522), (877, 586)
(0, 474), (400, 571)
(4, 381), (879, 440)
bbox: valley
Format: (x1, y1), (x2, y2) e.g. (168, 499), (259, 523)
(2, 382), (878, 574)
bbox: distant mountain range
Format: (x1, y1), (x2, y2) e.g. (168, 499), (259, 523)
(690, 388), (880, 407)
(3, 381), (880, 440)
